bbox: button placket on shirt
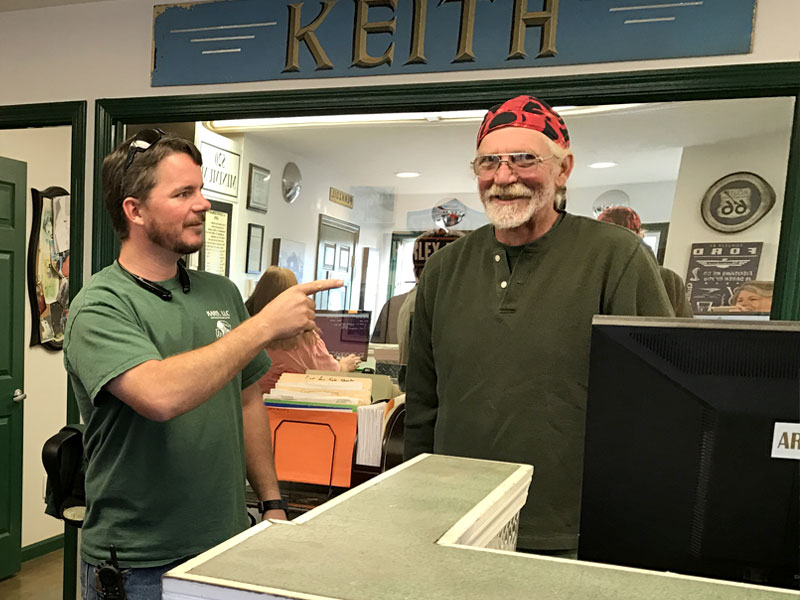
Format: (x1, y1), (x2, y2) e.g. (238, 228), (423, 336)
(499, 248), (536, 314)
(494, 249), (520, 313)
(493, 251), (511, 306)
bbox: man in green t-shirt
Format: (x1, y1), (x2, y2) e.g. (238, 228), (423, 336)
(403, 96), (674, 556)
(64, 129), (340, 600)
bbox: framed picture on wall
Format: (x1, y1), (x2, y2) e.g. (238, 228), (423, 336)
(199, 199), (232, 277)
(271, 238), (305, 282)
(246, 223), (265, 274)
(246, 163), (270, 213)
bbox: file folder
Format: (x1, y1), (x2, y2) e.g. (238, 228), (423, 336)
(268, 406), (357, 488)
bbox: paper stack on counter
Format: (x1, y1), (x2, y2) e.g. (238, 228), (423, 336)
(264, 373), (372, 411)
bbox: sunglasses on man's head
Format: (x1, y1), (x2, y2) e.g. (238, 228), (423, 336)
(123, 128), (167, 171)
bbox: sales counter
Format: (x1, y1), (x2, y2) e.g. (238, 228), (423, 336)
(163, 454), (798, 600)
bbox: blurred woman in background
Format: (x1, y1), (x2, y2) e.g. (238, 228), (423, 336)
(730, 281), (773, 313)
(246, 266), (360, 393)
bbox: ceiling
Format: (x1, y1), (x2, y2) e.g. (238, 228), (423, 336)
(212, 97), (795, 196)
(0, 0), (108, 11)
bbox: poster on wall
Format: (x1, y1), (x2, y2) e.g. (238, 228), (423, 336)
(685, 241), (762, 313)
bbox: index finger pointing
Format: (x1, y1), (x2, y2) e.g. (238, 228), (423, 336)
(295, 279), (344, 296)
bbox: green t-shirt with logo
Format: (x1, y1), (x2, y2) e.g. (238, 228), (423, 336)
(63, 262), (269, 567)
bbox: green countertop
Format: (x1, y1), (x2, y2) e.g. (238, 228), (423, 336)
(164, 454), (799, 600)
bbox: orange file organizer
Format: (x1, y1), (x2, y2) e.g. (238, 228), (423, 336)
(267, 407), (358, 488)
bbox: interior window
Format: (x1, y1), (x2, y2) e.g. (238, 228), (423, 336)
(134, 97), (795, 327)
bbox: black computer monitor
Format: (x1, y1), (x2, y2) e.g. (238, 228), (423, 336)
(579, 316), (800, 590)
(314, 310), (371, 360)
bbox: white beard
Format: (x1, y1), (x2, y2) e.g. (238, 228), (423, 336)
(481, 182), (553, 229)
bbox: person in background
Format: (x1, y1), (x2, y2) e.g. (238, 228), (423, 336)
(730, 280), (773, 313)
(403, 95), (673, 557)
(370, 289), (411, 343)
(64, 129), (341, 600)
(596, 205), (693, 318)
(396, 228), (464, 390)
(246, 266), (361, 393)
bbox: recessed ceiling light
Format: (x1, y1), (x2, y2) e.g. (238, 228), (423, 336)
(395, 171), (420, 178)
(589, 162), (618, 169)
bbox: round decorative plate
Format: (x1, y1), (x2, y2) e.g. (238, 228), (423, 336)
(281, 162), (302, 204)
(700, 172), (775, 233)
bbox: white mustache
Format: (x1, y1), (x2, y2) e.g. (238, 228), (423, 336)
(485, 182), (537, 200)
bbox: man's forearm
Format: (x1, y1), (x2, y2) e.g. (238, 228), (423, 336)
(105, 278), (340, 422)
(106, 317), (268, 421)
(242, 384), (283, 507)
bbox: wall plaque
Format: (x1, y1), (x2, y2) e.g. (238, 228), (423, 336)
(330, 187), (354, 209)
(700, 172), (775, 233)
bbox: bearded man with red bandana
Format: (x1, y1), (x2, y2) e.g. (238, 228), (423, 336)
(403, 95), (674, 556)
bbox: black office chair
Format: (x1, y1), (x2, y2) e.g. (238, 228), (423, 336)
(42, 424), (86, 528)
(381, 404), (405, 472)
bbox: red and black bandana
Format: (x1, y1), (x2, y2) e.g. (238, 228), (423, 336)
(477, 95), (570, 149)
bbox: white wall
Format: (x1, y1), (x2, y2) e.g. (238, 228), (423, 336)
(231, 132), (385, 308)
(664, 131), (792, 282)
(349, 186), (396, 312)
(568, 181), (677, 223)
(394, 191), (483, 228)
(0, 127), (70, 547)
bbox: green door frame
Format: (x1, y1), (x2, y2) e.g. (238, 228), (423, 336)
(0, 101), (86, 600)
(94, 63), (800, 315)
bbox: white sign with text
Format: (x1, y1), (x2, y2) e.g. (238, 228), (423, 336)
(772, 422), (800, 460)
(200, 141), (240, 198)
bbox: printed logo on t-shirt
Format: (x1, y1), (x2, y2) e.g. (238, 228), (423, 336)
(206, 309), (232, 339)
(206, 309), (231, 319)
(215, 320), (232, 338)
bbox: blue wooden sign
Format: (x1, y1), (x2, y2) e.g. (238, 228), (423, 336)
(152, 0), (757, 87)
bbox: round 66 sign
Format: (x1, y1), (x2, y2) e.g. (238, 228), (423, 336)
(701, 172), (776, 233)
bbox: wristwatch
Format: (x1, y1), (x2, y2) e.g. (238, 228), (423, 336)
(256, 498), (288, 514)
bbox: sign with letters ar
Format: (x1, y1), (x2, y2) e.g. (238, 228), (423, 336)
(772, 423), (800, 461)
(151, 0), (757, 87)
